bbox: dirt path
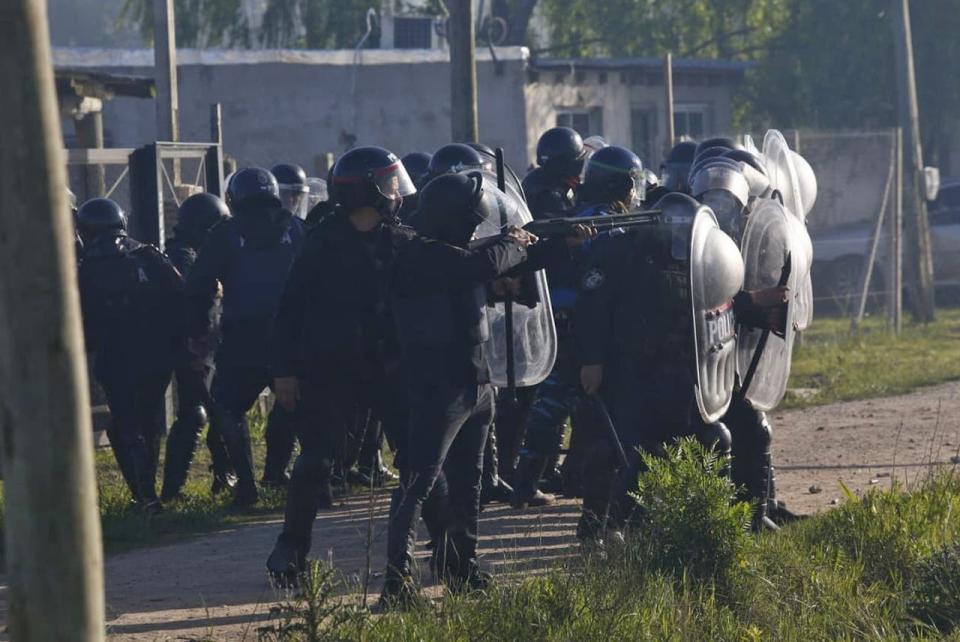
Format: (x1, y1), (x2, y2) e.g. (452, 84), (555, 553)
(7, 382), (960, 641)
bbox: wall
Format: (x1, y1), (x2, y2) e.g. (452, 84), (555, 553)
(53, 47), (532, 175)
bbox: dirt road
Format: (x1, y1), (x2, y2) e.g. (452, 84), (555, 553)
(7, 381), (960, 641)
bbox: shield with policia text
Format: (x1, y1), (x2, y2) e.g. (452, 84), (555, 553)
(686, 200), (746, 423)
(472, 172), (558, 387)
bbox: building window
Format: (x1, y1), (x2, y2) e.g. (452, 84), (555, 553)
(556, 108), (603, 138)
(674, 103), (709, 139)
(630, 107), (656, 165)
(394, 17), (433, 49)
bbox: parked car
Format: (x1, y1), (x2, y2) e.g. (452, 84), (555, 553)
(811, 181), (960, 312)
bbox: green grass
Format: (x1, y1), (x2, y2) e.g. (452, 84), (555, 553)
(785, 308), (960, 408)
(261, 443), (960, 642)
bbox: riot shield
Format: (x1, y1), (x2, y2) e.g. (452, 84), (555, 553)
(762, 130), (805, 223)
(690, 205), (745, 423)
(473, 174), (558, 387)
(737, 199), (802, 411)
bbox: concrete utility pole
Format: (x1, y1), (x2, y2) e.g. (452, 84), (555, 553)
(663, 52), (675, 154)
(891, 0), (935, 322)
(448, 0), (479, 143)
(0, 1), (105, 641)
(153, 0), (180, 144)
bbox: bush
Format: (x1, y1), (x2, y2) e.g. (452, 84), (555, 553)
(909, 542), (960, 633)
(628, 438), (752, 583)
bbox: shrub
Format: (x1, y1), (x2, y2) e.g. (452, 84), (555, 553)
(628, 437), (752, 584)
(908, 542), (960, 633)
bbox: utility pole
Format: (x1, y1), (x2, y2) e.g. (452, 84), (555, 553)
(891, 0), (935, 322)
(448, 0), (479, 143)
(153, 0), (179, 144)
(0, 1), (105, 640)
(663, 52), (675, 154)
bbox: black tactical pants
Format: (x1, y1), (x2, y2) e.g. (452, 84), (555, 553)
(386, 381), (494, 583)
(100, 369), (171, 504)
(211, 365), (295, 497)
(161, 359), (233, 499)
(725, 392), (773, 527)
(274, 375), (451, 558)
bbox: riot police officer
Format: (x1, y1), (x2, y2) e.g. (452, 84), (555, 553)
(272, 163), (310, 220)
(426, 143), (487, 180)
(160, 192), (235, 501)
(657, 140), (698, 195)
(382, 171), (590, 603)
(512, 146), (646, 509)
(265, 147), (451, 587)
(574, 193), (736, 545)
(185, 168), (304, 506)
(522, 127), (587, 219)
(77, 198), (185, 513)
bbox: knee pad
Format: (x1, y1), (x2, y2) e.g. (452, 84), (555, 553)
(181, 403), (207, 428)
(698, 422), (732, 456)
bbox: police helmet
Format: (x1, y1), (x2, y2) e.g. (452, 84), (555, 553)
(428, 143), (486, 177)
(76, 197), (127, 244)
(177, 192), (230, 237)
(331, 146), (416, 217)
(226, 167), (281, 210)
(694, 137), (739, 158)
(581, 145), (645, 206)
(401, 152), (433, 187)
(661, 140), (698, 193)
(536, 127), (586, 177)
(415, 172), (491, 247)
(271, 163), (310, 219)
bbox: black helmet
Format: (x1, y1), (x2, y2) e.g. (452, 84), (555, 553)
(694, 137), (739, 158)
(76, 197), (126, 244)
(581, 145), (645, 206)
(177, 192), (229, 237)
(271, 163), (309, 219)
(401, 152), (432, 186)
(226, 167), (281, 210)
(428, 143), (486, 177)
(536, 127), (586, 176)
(331, 146), (416, 218)
(415, 172), (491, 247)
(467, 142), (495, 156)
(660, 140), (698, 193)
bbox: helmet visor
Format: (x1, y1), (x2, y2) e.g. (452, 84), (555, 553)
(279, 184), (310, 219)
(373, 162), (417, 201)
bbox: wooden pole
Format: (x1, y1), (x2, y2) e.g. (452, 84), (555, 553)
(893, 128), (904, 333)
(153, 0), (179, 144)
(209, 103), (223, 146)
(75, 109), (105, 200)
(0, 1), (105, 640)
(663, 52), (675, 154)
(891, 0), (935, 321)
(448, 0), (479, 143)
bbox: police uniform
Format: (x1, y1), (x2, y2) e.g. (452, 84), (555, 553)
(79, 234), (185, 508)
(185, 208), (304, 504)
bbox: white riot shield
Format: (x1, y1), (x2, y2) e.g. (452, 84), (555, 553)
(473, 174), (557, 386)
(690, 206), (745, 423)
(737, 199), (802, 411)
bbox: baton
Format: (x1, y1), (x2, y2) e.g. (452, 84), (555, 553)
(588, 394), (630, 470)
(495, 147), (518, 404)
(741, 252), (792, 397)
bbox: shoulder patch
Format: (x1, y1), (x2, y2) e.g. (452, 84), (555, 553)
(582, 267), (606, 290)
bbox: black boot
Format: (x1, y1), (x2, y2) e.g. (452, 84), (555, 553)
(262, 405), (296, 487)
(206, 423), (237, 494)
(266, 535), (308, 588)
(161, 417), (201, 501)
(439, 530), (490, 594)
(222, 422), (258, 507)
(510, 453), (555, 509)
(380, 489), (421, 609)
(480, 429), (514, 506)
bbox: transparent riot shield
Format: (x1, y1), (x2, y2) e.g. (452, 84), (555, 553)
(473, 174), (557, 386)
(737, 199), (802, 411)
(690, 206), (745, 423)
